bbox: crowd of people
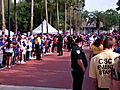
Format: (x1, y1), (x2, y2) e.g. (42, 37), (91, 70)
(0, 32), (67, 68)
(70, 31), (120, 90)
(0, 31), (120, 90)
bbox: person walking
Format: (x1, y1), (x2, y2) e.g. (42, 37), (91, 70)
(71, 37), (88, 90)
(89, 36), (120, 90)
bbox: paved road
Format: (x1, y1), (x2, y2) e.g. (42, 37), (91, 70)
(0, 50), (72, 90)
(0, 48), (96, 90)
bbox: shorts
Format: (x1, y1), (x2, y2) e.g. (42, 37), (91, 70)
(5, 52), (13, 56)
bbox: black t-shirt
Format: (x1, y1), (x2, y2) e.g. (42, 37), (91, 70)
(71, 45), (88, 71)
(58, 36), (63, 45)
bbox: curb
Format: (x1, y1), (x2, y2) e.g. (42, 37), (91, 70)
(0, 85), (72, 90)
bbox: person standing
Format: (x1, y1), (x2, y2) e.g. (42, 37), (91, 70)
(67, 35), (72, 52)
(57, 34), (63, 56)
(5, 37), (14, 68)
(52, 35), (58, 52)
(89, 36), (120, 90)
(109, 55), (120, 90)
(71, 37), (88, 90)
(0, 36), (5, 67)
(89, 38), (103, 60)
(26, 38), (32, 60)
(35, 34), (42, 60)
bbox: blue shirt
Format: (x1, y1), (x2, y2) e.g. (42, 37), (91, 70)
(116, 47), (120, 54)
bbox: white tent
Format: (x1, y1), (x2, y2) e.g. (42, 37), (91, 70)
(0, 29), (14, 36)
(32, 20), (59, 34)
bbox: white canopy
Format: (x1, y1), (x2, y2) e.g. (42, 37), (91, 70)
(32, 20), (59, 34)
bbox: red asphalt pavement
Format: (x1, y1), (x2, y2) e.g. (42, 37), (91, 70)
(0, 48), (96, 90)
(0, 50), (72, 89)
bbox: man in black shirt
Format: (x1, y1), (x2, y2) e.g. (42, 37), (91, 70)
(57, 34), (63, 56)
(71, 37), (88, 90)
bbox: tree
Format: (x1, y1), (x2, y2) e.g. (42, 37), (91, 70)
(116, 0), (120, 10)
(45, 0), (48, 33)
(1, 0), (6, 34)
(17, 1), (31, 33)
(30, 0), (34, 34)
(0, 0), (86, 34)
(102, 9), (119, 30)
(35, 0), (45, 23)
(48, 0), (55, 25)
(56, 0), (59, 33)
(14, 0), (17, 34)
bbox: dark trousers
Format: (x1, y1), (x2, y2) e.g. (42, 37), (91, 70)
(13, 51), (16, 65)
(72, 71), (84, 90)
(52, 44), (57, 52)
(57, 44), (63, 55)
(26, 51), (30, 60)
(35, 44), (41, 60)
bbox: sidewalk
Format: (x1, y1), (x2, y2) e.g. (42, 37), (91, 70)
(0, 85), (72, 90)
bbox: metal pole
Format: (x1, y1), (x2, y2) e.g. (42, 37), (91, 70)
(8, 0), (11, 37)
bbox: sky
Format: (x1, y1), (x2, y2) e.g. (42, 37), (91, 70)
(15, 0), (118, 12)
(84, 0), (118, 12)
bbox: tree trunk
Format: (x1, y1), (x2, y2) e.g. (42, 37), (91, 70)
(8, 0), (11, 37)
(75, 10), (78, 33)
(45, 0), (48, 34)
(30, 0), (34, 34)
(64, 2), (67, 34)
(14, 0), (17, 34)
(1, 0), (6, 34)
(70, 6), (72, 35)
(57, 0), (59, 34)
(73, 8), (75, 35)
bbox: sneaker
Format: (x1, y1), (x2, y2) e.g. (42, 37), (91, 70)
(8, 66), (11, 69)
(20, 61), (26, 64)
(17, 61), (21, 64)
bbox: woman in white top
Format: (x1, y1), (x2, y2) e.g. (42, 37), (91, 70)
(26, 38), (32, 60)
(5, 41), (14, 68)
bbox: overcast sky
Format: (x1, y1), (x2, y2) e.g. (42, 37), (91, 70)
(84, 0), (118, 11)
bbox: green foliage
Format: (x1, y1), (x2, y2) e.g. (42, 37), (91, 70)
(81, 9), (120, 31)
(116, 0), (120, 10)
(17, 1), (31, 33)
(1, 0), (85, 33)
